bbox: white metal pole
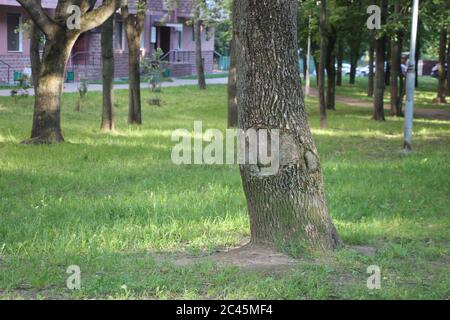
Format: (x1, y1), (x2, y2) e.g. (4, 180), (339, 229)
(403, 0), (419, 152)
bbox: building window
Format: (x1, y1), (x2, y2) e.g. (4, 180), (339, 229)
(177, 31), (182, 49)
(7, 14), (22, 52)
(115, 21), (123, 50)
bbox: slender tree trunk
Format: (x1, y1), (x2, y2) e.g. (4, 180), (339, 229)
(194, 19), (206, 90)
(390, 2), (401, 116)
(336, 38), (343, 86)
(314, 56), (319, 86)
(325, 29), (336, 110)
(318, 0), (328, 128)
(415, 34), (420, 88)
(447, 38), (450, 96)
(434, 23), (447, 103)
(124, 10), (144, 124)
(235, 0), (341, 251)
(349, 35), (361, 85)
(101, 14), (115, 132)
(373, 33), (386, 121)
(368, 36), (375, 97)
(227, 36), (238, 128)
(385, 42), (391, 86)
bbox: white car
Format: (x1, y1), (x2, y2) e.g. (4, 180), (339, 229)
(335, 63), (351, 75)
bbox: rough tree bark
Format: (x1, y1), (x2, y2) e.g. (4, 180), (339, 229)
(123, 1), (146, 124)
(325, 27), (337, 110)
(101, 13), (115, 132)
(368, 36), (375, 97)
(434, 22), (447, 104)
(18, 0), (119, 144)
(235, 0), (341, 251)
(318, 0), (328, 128)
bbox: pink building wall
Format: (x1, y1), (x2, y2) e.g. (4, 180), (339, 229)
(0, 0), (215, 83)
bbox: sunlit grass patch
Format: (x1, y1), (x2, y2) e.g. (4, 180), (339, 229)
(0, 84), (448, 299)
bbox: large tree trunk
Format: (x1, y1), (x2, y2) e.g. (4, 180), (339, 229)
(373, 34), (386, 121)
(227, 36), (238, 128)
(101, 14), (115, 132)
(434, 23), (447, 104)
(29, 36), (75, 143)
(368, 36), (375, 97)
(336, 38), (343, 86)
(318, 0), (328, 128)
(19, 0), (119, 144)
(325, 29), (337, 110)
(235, 0), (341, 251)
(194, 19), (207, 90)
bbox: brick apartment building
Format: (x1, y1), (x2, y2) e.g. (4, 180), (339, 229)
(0, 0), (215, 83)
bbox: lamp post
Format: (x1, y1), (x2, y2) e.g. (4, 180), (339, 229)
(403, 0), (419, 152)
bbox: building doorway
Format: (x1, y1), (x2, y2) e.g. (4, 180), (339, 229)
(158, 26), (171, 58)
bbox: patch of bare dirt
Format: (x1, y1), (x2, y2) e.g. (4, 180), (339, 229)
(156, 241), (297, 271)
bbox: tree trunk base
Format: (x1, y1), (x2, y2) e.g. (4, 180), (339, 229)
(433, 97), (447, 104)
(21, 133), (64, 145)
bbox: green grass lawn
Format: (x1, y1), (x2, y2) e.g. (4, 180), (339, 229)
(0, 85), (449, 299)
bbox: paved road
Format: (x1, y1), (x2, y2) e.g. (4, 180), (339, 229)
(0, 77), (229, 97)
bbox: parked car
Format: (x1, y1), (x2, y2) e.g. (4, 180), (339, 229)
(334, 63), (352, 75)
(431, 63), (448, 78)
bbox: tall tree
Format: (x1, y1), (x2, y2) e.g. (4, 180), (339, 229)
(191, 0), (208, 90)
(101, 12), (115, 132)
(325, 26), (337, 110)
(368, 36), (375, 97)
(434, 21), (447, 104)
(122, 0), (147, 124)
(336, 37), (344, 87)
(447, 37), (450, 96)
(318, 0), (328, 128)
(347, 0), (363, 85)
(18, 0), (119, 143)
(373, 0), (386, 121)
(235, 0), (341, 250)
(388, 1), (405, 117)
